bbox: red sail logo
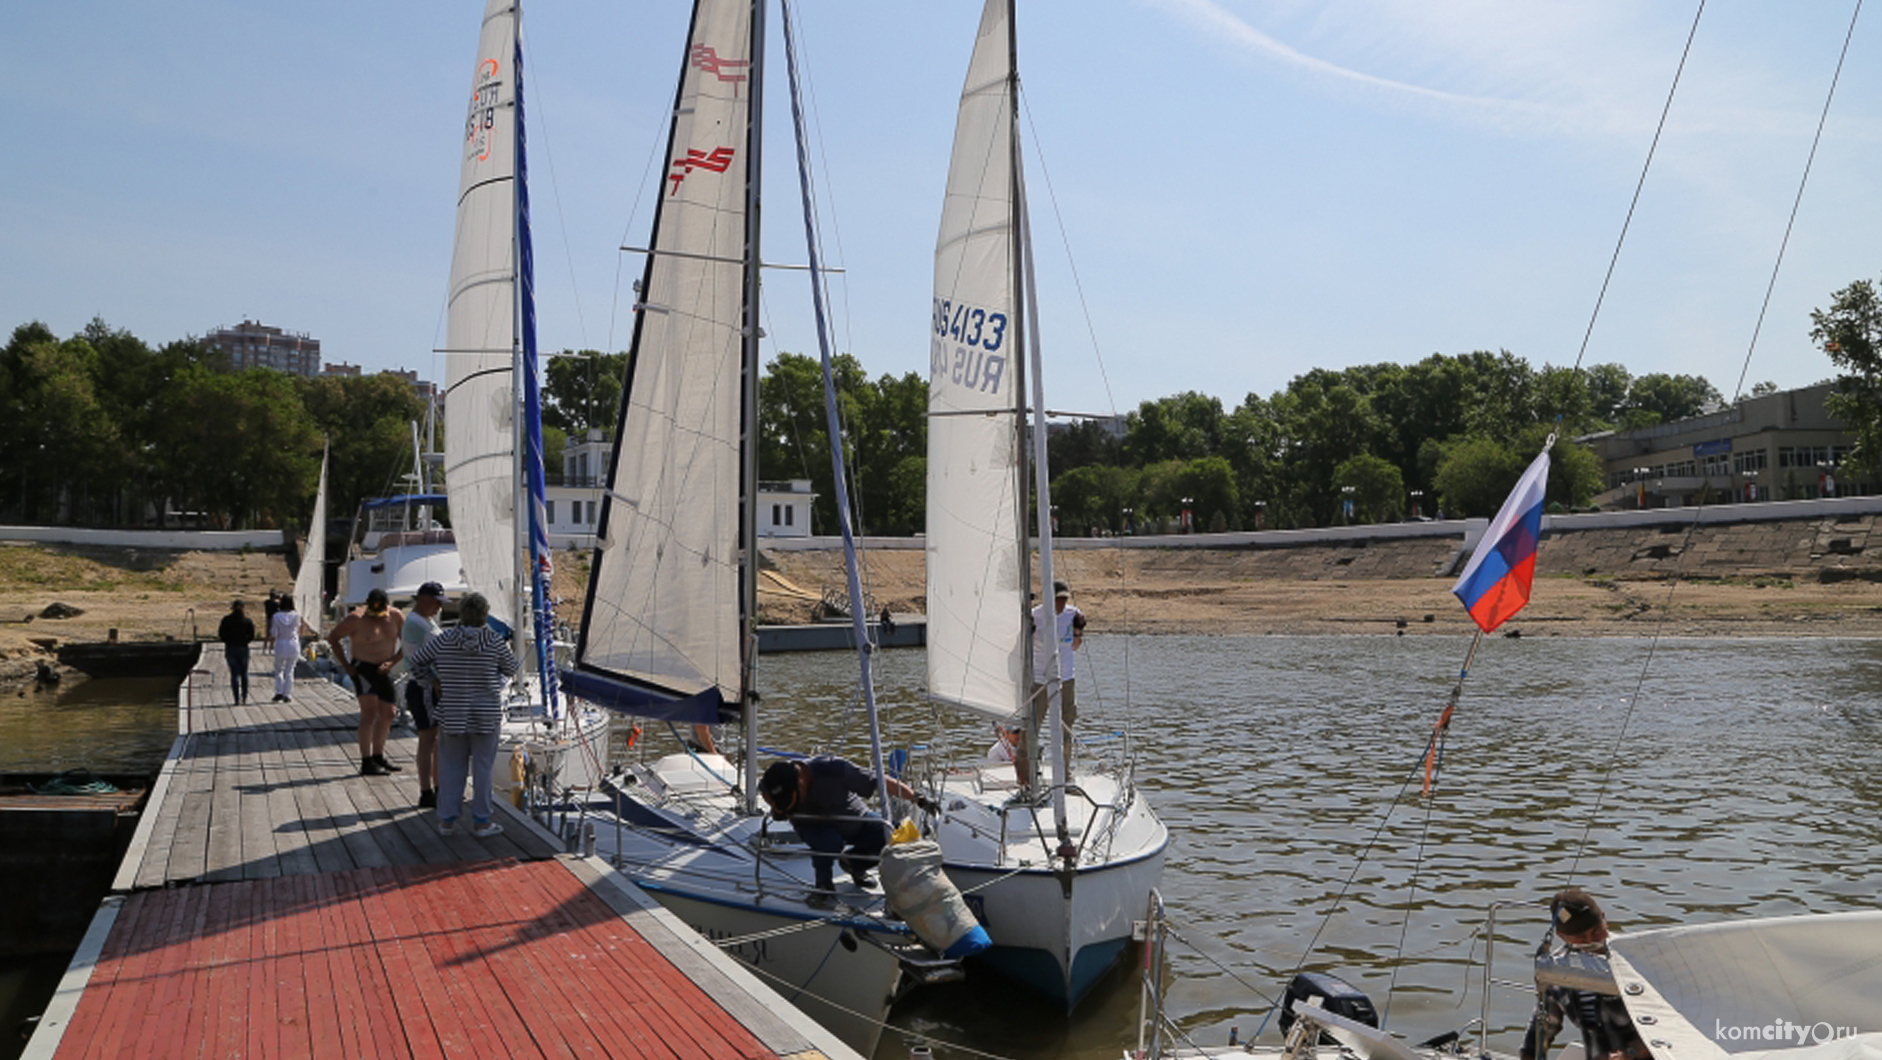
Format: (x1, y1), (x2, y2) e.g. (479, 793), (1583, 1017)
(668, 147), (736, 195)
(691, 44), (749, 87)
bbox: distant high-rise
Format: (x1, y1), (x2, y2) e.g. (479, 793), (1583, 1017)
(200, 320), (322, 376)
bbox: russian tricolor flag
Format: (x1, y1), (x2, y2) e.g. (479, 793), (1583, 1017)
(1452, 448), (1551, 633)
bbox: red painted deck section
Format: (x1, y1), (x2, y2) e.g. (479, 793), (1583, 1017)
(53, 859), (783, 1060)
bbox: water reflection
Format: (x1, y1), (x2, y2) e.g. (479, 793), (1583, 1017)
(739, 635), (1882, 1059)
(0, 676), (176, 774)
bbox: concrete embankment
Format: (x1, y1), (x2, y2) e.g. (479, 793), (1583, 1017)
(761, 499), (1882, 637)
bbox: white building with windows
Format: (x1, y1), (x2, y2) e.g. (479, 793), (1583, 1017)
(539, 437), (818, 546)
(758, 480), (817, 539)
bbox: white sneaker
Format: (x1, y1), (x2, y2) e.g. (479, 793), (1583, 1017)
(471, 820), (503, 838)
(438, 819), (457, 836)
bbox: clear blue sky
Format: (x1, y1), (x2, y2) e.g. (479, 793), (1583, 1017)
(8, 2), (1879, 420)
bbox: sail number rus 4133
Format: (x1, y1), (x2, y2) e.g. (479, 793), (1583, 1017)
(931, 297), (1009, 397)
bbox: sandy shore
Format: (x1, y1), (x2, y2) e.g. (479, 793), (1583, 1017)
(5, 528), (1879, 692)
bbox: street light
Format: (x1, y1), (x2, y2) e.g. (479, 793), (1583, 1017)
(1633, 467), (1651, 510)
(1180, 496), (1194, 534)
(1253, 499), (1267, 530)
(1408, 489), (1424, 519)
(1121, 506), (1134, 536)
(1741, 469), (1758, 504)
(1340, 485), (1355, 525)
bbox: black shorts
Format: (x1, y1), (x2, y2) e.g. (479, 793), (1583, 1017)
(354, 663), (397, 703)
(404, 680), (437, 730)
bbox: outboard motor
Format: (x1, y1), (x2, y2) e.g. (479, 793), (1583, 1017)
(1277, 972), (1379, 1044)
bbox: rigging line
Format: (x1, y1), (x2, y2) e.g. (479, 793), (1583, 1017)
(784, 1), (858, 363)
(1382, 767), (1444, 1026)
(1253, 734), (1448, 1041)
(1568, 0), (1709, 374)
(607, 91), (681, 355)
(1161, 924), (1279, 1006)
(1018, 86), (1141, 726)
(1558, 508), (1702, 890)
(515, 22), (590, 351)
(1729, 0), (1864, 404)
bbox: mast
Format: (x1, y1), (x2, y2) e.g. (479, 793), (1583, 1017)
(509, 1), (533, 689)
(1005, 0), (1038, 790)
(739, 0), (766, 813)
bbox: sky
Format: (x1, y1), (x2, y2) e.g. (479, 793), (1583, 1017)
(8, 1), (1881, 421)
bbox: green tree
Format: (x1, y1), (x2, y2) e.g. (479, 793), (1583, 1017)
(154, 366), (319, 527)
(1434, 433), (1601, 518)
(1624, 373), (1720, 424)
(1048, 419), (1122, 474)
(1051, 464), (1138, 535)
(294, 373), (429, 523)
(0, 329), (120, 523)
(1122, 392), (1224, 465)
(1584, 363), (1632, 424)
(1333, 454), (1404, 524)
(1811, 277), (1882, 469)
(543, 349), (628, 435)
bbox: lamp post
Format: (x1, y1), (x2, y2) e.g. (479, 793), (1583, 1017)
(1633, 467), (1651, 509)
(1121, 506), (1134, 537)
(1253, 499), (1266, 530)
(1409, 489), (1424, 520)
(1818, 459), (1837, 499)
(1180, 496), (1194, 534)
(1340, 485), (1355, 525)
(1741, 469), (1757, 504)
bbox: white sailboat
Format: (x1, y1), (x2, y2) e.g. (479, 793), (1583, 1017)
(569, 1), (955, 1053)
(442, 0), (608, 793)
(921, 0), (1169, 1009)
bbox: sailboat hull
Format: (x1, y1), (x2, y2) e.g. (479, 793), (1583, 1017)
(931, 764), (1168, 1007)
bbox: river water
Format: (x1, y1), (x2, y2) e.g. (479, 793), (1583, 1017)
(5, 639), (1878, 1060)
(739, 634), (1882, 1060)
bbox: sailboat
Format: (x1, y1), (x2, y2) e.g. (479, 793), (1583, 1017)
(920, 0), (1169, 1008)
(567, 1), (955, 1052)
(441, 0), (608, 793)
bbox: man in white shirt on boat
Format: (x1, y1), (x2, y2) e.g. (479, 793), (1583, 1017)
(1028, 580), (1085, 784)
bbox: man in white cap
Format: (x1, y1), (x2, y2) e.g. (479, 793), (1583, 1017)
(1028, 579), (1086, 784)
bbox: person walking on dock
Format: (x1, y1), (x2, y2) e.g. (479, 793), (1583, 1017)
(406, 591), (517, 838)
(268, 593), (304, 702)
(216, 599), (255, 704)
(399, 581), (447, 808)
(327, 587), (406, 776)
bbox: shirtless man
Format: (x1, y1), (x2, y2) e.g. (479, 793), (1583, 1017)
(328, 587), (406, 776)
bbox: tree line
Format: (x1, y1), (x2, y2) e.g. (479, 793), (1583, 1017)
(26, 266), (1882, 539)
(541, 346), (1739, 536)
(2, 319), (428, 530)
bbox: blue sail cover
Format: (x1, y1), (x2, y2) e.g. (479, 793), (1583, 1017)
(515, 34), (562, 721)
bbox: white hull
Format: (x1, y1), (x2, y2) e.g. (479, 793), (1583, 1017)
(589, 753), (941, 1055)
(339, 541), (468, 612)
(931, 760), (1167, 1006)
(503, 699), (611, 793)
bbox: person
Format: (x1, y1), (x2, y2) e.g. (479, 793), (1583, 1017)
(262, 589), (281, 649)
(1519, 889), (1651, 1060)
(267, 593), (303, 702)
(406, 591), (517, 838)
(326, 588), (406, 776)
(1028, 579), (1086, 781)
(758, 756), (937, 908)
(216, 599), (255, 704)
(986, 725), (1022, 765)
(399, 581), (448, 808)
(879, 606), (896, 636)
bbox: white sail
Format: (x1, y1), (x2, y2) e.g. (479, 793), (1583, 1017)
(576, 0), (755, 705)
(443, 0), (521, 627)
(292, 444), (328, 635)
(927, 0), (1027, 720)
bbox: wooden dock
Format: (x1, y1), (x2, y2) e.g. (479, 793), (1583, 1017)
(25, 649), (857, 1060)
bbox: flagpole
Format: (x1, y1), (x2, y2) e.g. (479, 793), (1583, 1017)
(1422, 628), (1483, 796)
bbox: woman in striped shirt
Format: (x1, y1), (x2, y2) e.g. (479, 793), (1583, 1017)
(405, 591), (518, 837)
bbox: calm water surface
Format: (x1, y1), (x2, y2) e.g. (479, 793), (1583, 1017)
(738, 634), (1882, 1060)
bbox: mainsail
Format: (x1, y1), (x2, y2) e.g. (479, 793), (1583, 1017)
(292, 443), (329, 636)
(569, 0), (758, 723)
(443, 0), (523, 630)
(926, 0), (1028, 721)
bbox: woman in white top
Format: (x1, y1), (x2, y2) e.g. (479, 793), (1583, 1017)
(268, 593), (303, 702)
